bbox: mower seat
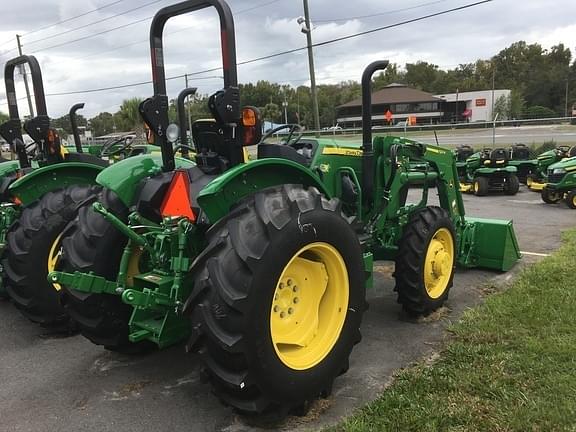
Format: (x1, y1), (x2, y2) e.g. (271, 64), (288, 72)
(257, 143), (309, 166)
(570, 146), (576, 158)
(482, 148), (509, 167)
(455, 145), (474, 162)
(510, 144), (530, 160)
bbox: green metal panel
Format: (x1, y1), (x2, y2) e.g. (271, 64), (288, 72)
(460, 217), (521, 271)
(8, 162), (104, 206)
(0, 160), (21, 177)
(474, 166), (517, 175)
(198, 158), (330, 223)
(96, 154), (195, 207)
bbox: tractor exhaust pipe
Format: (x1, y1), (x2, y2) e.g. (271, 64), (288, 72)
(361, 60), (389, 205)
(69, 103), (85, 153)
(176, 87), (197, 159)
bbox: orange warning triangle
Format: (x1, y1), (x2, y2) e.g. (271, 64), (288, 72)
(160, 171), (196, 221)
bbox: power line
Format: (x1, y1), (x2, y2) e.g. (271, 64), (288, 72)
(29, 0), (283, 55)
(24, 0), (166, 48)
(10, 0), (490, 99)
(315, 0), (451, 23)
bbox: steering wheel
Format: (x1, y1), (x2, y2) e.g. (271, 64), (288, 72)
(557, 145), (571, 154)
(260, 124), (303, 147)
(99, 134), (135, 157)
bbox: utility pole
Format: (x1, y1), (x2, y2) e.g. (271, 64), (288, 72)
(301, 0), (320, 136)
(184, 74), (193, 143)
(490, 64), (496, 121)
(282, 92), (288, 124)
(16, 34), (35, 118)
(565, 79), (569, 119)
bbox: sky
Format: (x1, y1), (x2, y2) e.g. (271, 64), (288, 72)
(0, 0), (575, 119)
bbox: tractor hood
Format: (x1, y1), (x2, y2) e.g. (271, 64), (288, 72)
(547, 156), (576, 171)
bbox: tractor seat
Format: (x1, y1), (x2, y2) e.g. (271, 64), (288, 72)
(257, 143), (309, 166)
(570, 146), (576, 158)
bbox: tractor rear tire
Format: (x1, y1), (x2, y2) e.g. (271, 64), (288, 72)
(186, 185), (366, 415)
(473, 177), (489, 196)
(394, 206), (456, 315)
(59, 188), (155, 354)
(505, 174), (520, 195)
(3, 185), (99, 328)
(565, 190), (576, 209)
(541, 187), (562, 204)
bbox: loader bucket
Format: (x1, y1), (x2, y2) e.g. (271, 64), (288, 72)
(458, 217), (521, 272)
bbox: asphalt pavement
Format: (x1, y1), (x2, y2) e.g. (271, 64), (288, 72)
(0, 185), (574, 432)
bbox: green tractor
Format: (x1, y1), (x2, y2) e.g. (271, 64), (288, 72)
(540, 156), (576, 208)
(0, 54), (155, 326)
(527, 145), (576, 191)
(458, 147), (520, 196)
(506, 143), (538, 184)
(49, 0), (520, 415)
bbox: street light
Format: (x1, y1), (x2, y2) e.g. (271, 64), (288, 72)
(282, 99), (288, 124)
(298, 0), (321, 136)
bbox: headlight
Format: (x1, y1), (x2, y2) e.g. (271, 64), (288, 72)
(553, 168), (566, 175)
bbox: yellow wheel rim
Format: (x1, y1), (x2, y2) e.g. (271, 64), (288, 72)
(423, 228), (454, 299)
(527, 177), (533, 187)
(573, 195), (576, 207)
(474, 181), (479, 193)
(270, 242), (349, 370)
(47, 233), (64, 291)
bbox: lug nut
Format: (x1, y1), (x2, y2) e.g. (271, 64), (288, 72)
(293, 286), (298, 292)
(279, 283), (284, 290)
(293, 297), (299, 304)
(288, 308), (293, 315)
(287, 279), (292, 286)
(273, 305), (279, 313)
(280, 312), (285, 318)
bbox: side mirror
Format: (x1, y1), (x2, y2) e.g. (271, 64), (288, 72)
(239, 106), (262, 146)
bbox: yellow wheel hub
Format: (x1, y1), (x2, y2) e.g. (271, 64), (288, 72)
(270, 242), (349, 370)
(47, 233), (64, 291)
(126, 247), (144, 287)
(474, 181), (479, 193)
(573, 195), (576, 207)
(423, 228), (454, 299)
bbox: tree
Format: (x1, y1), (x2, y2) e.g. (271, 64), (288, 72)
(117, 97), (144, 131)
(493, 95), (510, 120)
(89, 112), (115, 137)
(261, 102), (281, 124)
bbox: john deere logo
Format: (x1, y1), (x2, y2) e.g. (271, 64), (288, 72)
(322, 148), (363, 156)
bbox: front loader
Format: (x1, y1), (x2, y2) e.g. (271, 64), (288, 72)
(50, 0), (521, 416)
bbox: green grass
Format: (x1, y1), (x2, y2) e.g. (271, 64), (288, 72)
(334, 230), (576, 432)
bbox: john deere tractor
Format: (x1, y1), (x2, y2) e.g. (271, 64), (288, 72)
(540, 156), (576, 208)
(527, 145), (576, 191)
(0, 54), (165, 326)
(506, 143), (537, 184)
(50, 0), (520, 416)
(458, 147), (520, 196)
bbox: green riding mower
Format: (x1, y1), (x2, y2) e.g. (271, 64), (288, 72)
(540, 156), (576, 208)
(527, 145), (576, 191)
(458, 147), (520, 196)
(49, 0), (521, 416)
(506, 143), (537, 184)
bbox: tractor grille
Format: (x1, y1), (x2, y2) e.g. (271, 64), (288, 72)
(547, 173), (565, 184)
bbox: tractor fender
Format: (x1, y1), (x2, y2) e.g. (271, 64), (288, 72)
(96, 154), (195, 207)
(197, 158), (330, 224)
(8, 162), (105, 206)
(0, 160), (22, 201)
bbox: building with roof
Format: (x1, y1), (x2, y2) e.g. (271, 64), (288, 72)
(336, 84), (511, 128)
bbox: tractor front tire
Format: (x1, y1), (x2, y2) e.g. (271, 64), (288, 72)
(505, 174), (520, 195)
(187, 185), (366, 415)
(395, 206), (456, 315)
(541, 187), (562, 204)
(59, 188), (155, 354)
(565, 190), (576, 209)
(3, 185), (99, 328)
(473, 177), (489, 196)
